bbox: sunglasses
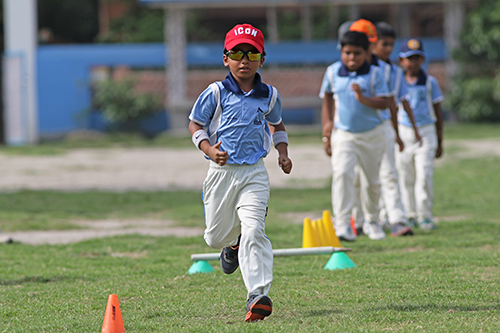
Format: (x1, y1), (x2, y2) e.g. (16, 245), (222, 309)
(226, 50), (263, 61)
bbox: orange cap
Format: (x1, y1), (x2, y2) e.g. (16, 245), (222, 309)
(349, 19), (378, 43)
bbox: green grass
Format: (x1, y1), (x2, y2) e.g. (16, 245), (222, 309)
(443, 123), (500, 140)
(1, 123), (500, 331)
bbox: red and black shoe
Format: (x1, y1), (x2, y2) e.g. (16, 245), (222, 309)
(220, 236), (240, 274)
(245, 295), (273, 322)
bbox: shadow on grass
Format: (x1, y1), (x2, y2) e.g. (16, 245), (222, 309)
(305, 308), (343, 317)
(372, 303), (500, 312)
(0, 275), (74, 286)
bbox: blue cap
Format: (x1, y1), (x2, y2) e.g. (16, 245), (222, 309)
(399, 39), (425, 58)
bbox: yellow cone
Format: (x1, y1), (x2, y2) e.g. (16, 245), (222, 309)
(302, 217), (321, 248)
(311, 219), (320, 237)
(317, 217), (330, 246)
(322, 210), (342, 247)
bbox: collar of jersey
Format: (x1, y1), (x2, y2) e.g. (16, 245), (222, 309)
(370, 54), (379, 66)
(407, 70), (428, 86)
(338, 61), (371, 77)
(221, 72), (269, 97)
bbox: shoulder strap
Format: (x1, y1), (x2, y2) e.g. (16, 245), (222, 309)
(328, 66), (335, 93)
(394, 66), (402, 96)
(384, 64), (391, 85)
(370, 66), (377, 97)
(426, 75), (437, 121)
(266, 85), (278, 115)
(208, 82), (223, 145)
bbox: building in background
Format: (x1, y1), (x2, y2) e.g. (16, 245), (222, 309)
(2, 0), (476, 143)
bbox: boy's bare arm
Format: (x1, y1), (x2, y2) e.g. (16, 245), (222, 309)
(402, 99), (422, 143)
(321, 93), (334, 156)
(188, 120), (229, 165)
(389, 97), (404, 152)
(270, 122), (292, 174)
(433, 102), (444, 158)
(351, 83), (389, 110)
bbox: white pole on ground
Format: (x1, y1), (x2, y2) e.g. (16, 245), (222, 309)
(191, 246), (351, 262)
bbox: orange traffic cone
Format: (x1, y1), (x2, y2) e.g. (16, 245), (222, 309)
(101, 294), (125, 333)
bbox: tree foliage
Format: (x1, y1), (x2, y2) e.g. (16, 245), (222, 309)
(97, 1), (164, 43)
(448, 0), (500, 122)
(94, 79), (162, 123)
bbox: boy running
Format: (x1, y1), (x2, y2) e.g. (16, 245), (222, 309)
(188, 23), (292, 322)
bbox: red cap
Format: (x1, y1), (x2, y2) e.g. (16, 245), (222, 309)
(224, 24), (265, 53)
(350, 19), (378, 43)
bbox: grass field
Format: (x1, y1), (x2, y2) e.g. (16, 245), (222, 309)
(1, 124), (500, 332)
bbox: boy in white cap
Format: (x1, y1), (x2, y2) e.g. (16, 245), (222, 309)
(188, 23), (292, 322)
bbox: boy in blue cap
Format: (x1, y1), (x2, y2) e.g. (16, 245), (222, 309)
(320, 31), (390, 242)
(188, 23), (292, 322)
(397, 39), (444, 231)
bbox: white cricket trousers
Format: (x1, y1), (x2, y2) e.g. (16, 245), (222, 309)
(396, 124), (437, 222)
(378, 120), (407, 224)
(203, 159), (273, 298)
(332, 125), (385, 228)
(352, 120), (407, 226)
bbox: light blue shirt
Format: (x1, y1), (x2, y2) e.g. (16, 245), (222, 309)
(388, 61), (410, 103)
(374, 56), (391, 120)
(398, 71), (443, 128)
(319, 61), (390, 133)
(189, 72), (282, 165)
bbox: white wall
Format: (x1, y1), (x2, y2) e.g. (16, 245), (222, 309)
(3, 0), (38, 145)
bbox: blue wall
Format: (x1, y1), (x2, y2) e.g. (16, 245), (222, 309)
(36, 38), (447, 135)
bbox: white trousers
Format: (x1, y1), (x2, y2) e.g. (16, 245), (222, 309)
(396, 124), (437, 222)
(332, 125), (385, 228)
(203, 159), (273, 298)
(378, 120), (407, 224)
(352, 120), (407, 227)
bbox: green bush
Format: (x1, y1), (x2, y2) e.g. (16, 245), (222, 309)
(93, 79), (162, 123)
(447, 0), (500, 122)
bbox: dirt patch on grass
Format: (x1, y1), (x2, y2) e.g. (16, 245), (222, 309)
(1, 219), (203, 245)
(0, 139), (498, 245)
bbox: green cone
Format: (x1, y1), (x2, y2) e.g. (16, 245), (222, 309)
(324, 252), (357, 270)
(188, 261), (215, 274)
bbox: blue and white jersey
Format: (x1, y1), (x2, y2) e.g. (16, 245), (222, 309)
(373, 55), (391, 120)
(383, 59), (409, 103)
(189, 72), (282, 165)
(398, 71), (443, 128)
(319, 61), (390, 133)
(389, 62), (410, 103)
